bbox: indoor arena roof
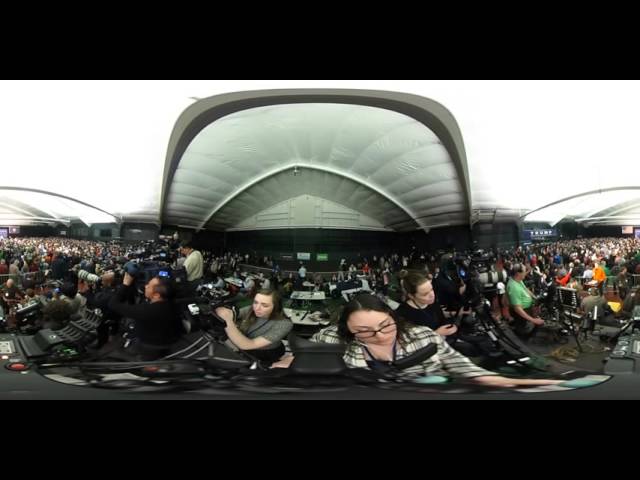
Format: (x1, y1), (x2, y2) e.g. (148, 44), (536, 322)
(1, 80), (639, 230)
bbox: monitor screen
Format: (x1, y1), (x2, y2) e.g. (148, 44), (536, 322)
(622, 226), (633, 234)
(8, 226), (19, 235)
(0, 228), (8, 239)
(635, 229), (640, 240)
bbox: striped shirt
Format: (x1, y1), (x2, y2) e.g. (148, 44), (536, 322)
(310, 325), (496, 379)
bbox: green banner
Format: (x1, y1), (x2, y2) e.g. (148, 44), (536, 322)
(316, 253), (329, 261)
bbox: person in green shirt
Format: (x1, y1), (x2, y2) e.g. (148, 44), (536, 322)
(506, 263), (544, 340)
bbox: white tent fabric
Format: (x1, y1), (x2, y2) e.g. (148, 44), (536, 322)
(0, 190), (118, 226)
(1, 80), (640, 230)
(165, 103), (464, 231)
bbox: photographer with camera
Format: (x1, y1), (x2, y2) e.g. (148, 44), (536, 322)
(107, 271), (182, 360)
(507, 263), (544, 340)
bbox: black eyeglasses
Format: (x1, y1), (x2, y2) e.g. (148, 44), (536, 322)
(353, 320), (397, 339)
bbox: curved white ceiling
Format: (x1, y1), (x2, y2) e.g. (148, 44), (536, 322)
(2, 80), (640, 229)
(0, 189), (118, 226)
(164, 103), (464, 232)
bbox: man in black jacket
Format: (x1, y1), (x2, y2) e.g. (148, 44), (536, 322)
(108, 272), (181, 360)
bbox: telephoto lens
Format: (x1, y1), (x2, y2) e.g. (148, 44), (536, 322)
(78, 270), (101, 283)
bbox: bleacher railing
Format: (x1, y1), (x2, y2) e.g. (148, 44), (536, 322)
(235, 263), (366, 281)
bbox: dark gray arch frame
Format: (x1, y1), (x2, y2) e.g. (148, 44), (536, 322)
(159, 89), (471, 231)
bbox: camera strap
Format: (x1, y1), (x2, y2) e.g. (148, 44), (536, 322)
(360, 340), (397, 371)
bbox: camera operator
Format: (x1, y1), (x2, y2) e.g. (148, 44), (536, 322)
(506, 263), (544, 340)
(433, 256), (467, 313)
(180, 241), (203, 295)
(107, 272), (182, 360)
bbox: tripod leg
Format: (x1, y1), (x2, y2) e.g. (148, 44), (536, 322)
(572, 321), (583, 353)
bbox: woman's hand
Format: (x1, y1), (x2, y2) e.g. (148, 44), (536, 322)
(214, 306), (234, 327)
(531, 317), (545, 326)
(271, 355), (295, 369)
(473, 376), (563, 388)
(436, 324), (458, 336)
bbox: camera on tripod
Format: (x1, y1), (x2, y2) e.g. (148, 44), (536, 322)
(196, 282), (229, 301)
(469, 251), (492, 273)
(182, 298), (232, 340)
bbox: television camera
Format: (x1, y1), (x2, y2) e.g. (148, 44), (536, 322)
(180, 292), (239, 341)
(604, 306), (640, 374)
(195, 282), (231, 302)
(14, 300), (43, 331)
(441, 251), (505, 309)
(108, 259), (183, 290)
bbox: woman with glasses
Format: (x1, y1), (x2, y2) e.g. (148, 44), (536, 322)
(274, 294), (561, 388)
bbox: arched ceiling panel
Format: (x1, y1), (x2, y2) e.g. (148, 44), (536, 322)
(164, 100), (468, 232)
(524, 189), (640, 226)
(0, 189), (118, 226)
(208, 169), (413, 231)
